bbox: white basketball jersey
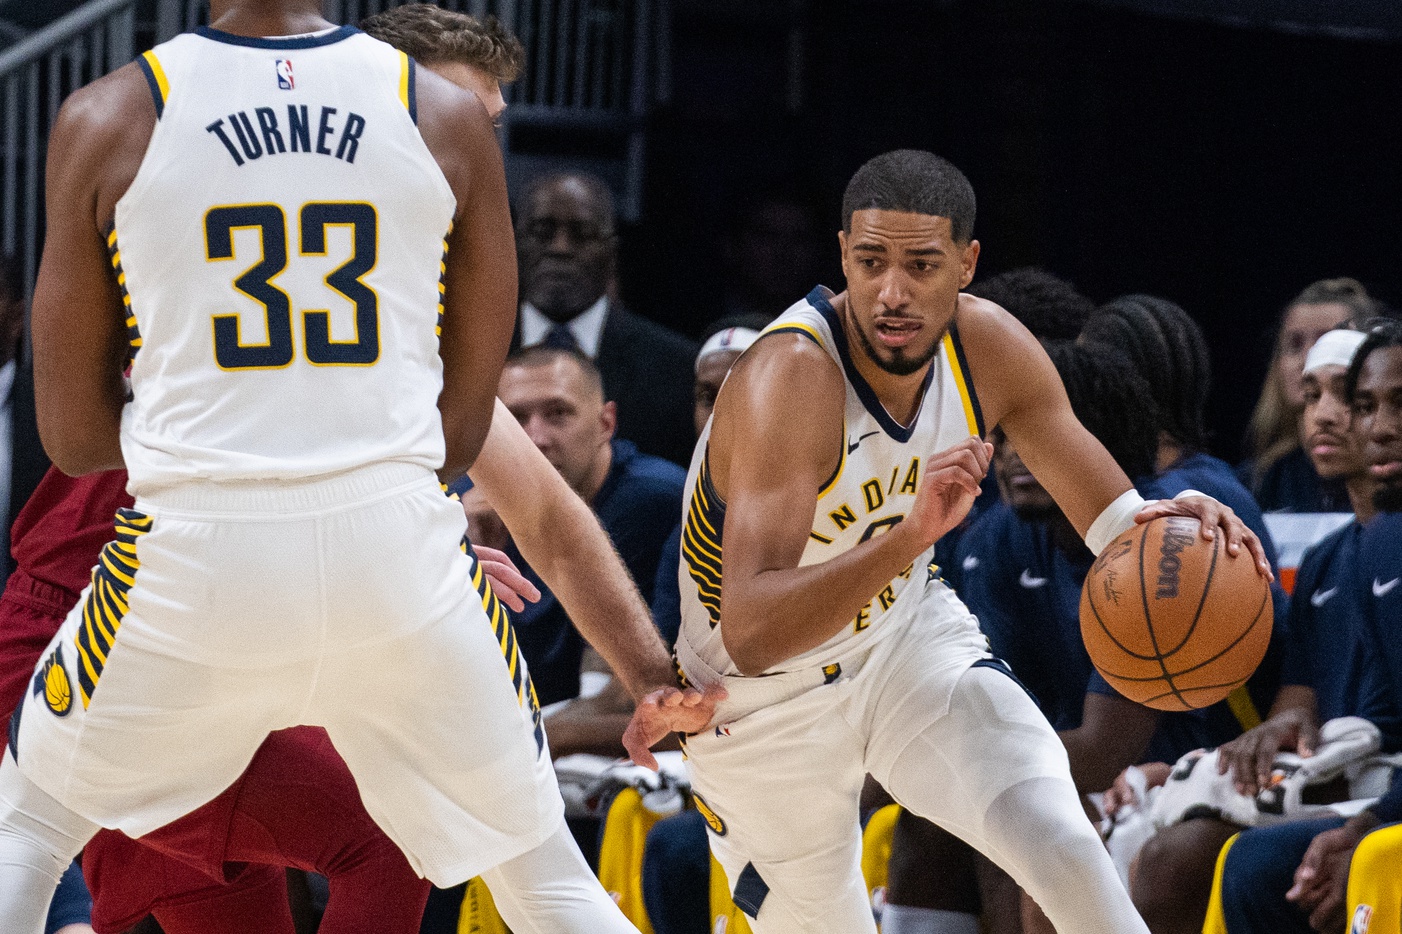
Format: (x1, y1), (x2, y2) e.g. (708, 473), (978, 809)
(677, 287), (984, 676)
(112, 26), (457, 493)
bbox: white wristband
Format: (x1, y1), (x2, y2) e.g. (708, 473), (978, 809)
(1085, 489), (1151, 556)
(1173, 489), (1207, 502)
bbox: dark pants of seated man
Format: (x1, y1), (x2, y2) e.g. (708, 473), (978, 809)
(1218, 817), (1345, 934)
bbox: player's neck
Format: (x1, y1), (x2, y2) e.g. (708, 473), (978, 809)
(208, 0), (332, 38)
(836, 295), (934, 428)
(1348, 475), (1378, 524)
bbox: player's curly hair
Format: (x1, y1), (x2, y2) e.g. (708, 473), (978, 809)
(360, 5), (525, 82)
(1080, 294), (1211, 455)
(841, 150), (975, 242)
(1045, 340), (1160, 482)
(1345, 316), (1402, 402)
(968, 267), (1094, 341)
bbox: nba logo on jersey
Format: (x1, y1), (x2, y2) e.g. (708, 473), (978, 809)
(1352, 903), (1373, 934)
(275, 59), (294, 89)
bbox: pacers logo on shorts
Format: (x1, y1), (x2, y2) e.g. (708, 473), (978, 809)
(693, 793), (727, 836)
(1351, 904), (1373, 934)
(33, 645), (73, 717)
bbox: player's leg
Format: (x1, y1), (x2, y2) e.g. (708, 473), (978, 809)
(1129, 816), (1239, 934)
(679, 679), (876, 934)
(1217, 819), (1342, 934)
(871, 662), (1149, 934)
(0, 750), (97, 934)
(217, 728), (429, 934)
(308, 486), (635, 931)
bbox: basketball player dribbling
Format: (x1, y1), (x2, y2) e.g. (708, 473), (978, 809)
(0, 1), (704, 931)
(674, 150), (1273, 934)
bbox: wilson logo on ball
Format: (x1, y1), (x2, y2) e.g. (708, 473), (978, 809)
(1154, 520), (1197, 599)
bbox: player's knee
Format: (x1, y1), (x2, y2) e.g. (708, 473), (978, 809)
(1131, 833), (1205, 928)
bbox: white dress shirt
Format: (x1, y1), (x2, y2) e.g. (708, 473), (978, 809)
(519, 297), (609, 359)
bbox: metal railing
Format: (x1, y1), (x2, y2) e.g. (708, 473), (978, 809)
(0, 0), (665, 299)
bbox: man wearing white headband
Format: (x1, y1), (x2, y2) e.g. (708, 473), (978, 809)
(694, 326), (762, 437)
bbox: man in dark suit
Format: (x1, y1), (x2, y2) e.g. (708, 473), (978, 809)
(515, 172), (699, 466)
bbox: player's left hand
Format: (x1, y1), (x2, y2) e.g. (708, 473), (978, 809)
(1286, 818), (1374, 931)
(476, 544), (541, 612)
(1134, 494), (1274, 581)
(623, 683), (728, 770)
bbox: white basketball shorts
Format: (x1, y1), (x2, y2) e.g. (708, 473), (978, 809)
(678, 577), (1072, 932)
(8, 462), (562, 886)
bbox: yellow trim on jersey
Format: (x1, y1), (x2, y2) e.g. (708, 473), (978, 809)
(1225, 685), (1262, 732)
(1200, 832), (1240, 934)
(1347, 822), (1402, 934)
(762, 321), (825, 347)
(942, 331), (979, 437)
(141, 51), (170, 105)
(397, 51), (412, 112)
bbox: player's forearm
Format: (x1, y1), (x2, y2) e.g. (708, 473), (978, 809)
(721, 519), (931, 676)
(1266, 684), (1319, 724)
(523, 516), (673, 699)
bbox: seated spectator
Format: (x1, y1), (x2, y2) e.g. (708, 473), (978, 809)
(1218, 319), (1402, 933)
(1240, 278), (1379, 513)
(515, 171), (699, 466)
(451, 346), (686, 756)
(1124, 325), (1398, 934)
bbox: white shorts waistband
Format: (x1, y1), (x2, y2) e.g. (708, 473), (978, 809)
(134, 462), (437, 518)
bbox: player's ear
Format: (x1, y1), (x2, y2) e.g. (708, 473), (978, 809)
(838, 229), (849, 278)
(600, 400), (617, 440)
(958, 239), (980, 289)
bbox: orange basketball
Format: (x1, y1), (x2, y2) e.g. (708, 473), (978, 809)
(1079, 515), (1272, 712)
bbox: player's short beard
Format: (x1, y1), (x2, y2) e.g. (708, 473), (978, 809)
(852, 319), (941, 377)
(1375, 479), (1402, 513)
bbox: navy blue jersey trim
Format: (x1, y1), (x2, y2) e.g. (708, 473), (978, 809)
(971, 657), (1039, 706)
(406, 56), (418, 124)
(764, 325), (821, 345)
(947, 320), (985, 436)
(806, 286), (936, 443)
(733, 862), (770, 919)
(135, 55), (164, 119)
(196, 24), (358, 49)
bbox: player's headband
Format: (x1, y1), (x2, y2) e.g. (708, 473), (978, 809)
(696, 327), (761, 373)
(1303, 329), (1367, 377)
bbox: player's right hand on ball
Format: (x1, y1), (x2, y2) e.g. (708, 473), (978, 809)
(908, 437), (991, 545)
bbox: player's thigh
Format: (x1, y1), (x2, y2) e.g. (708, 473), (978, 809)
(13, 601), (290, 835)
(869, 662), (1069, 838)
(313, 578), (562, 886)
(684, 686), (872, 932)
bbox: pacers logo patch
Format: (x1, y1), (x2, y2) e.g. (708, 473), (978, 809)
(693, 793), (727, 836)
(33, 645), (72, 717)
(1351, 904), (1373, 934)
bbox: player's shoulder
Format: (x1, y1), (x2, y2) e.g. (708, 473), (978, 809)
(951, 292), (1037, 351)
(56, 62), (154, 141)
